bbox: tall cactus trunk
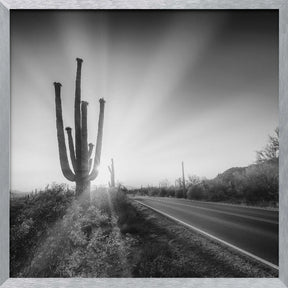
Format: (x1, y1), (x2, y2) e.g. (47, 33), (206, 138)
(76, 180), (91, 200)
(54, 58), (105, 201)
(75, 58), (82, 175)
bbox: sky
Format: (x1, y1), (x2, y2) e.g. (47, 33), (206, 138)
(11, 10), (278, 191)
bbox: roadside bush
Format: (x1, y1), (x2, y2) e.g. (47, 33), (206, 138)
(167, 188), (176, 198)
(207, 180), (227, 202)
(148, 188), (158, 197)
(175, 188), (185, 198)
(159, 187), (169, 197)
(244, 162), (278, 204)
(187, 184), (205, 200)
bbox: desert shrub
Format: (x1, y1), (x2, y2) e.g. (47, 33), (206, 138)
(10, 183), (74, 276)
(244, 162), (278, 204)
(187, 184), (205, 200)
(207, 180), (228, 202)
(167, 188), (176, 198)
(21, 200), (118, 277)
(112, 190), (146, 235)
(17, 188), (134, 277)
(175, 188), (185, 198)
(159, 187), (168, 197)
(11, 185), (138, 277)
(147, 188), (158, 197)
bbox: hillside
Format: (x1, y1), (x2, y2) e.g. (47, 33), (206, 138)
(216, 159), (278, 183)
(199, 158), (279, 206)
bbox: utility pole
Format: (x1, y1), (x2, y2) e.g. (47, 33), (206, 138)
(182, 161), (186, 195)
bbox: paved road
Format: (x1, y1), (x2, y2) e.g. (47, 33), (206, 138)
(135, 197), (278, 267)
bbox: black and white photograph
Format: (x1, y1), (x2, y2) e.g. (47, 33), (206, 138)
(10, 10), (279, 277)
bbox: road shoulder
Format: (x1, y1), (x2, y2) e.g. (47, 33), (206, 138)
(129, 200), (278, 277)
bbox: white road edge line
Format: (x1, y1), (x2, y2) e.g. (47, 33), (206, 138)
(135, 200), (279, 271)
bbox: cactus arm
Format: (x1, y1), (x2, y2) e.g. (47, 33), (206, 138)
(81, 101), (89, 178)
(88, 143), (94, 158)
(88, 98), (105, 181)
(54, 82), (75, 181)
(65, 127), (77, 173)
(75, 58), (83, 175)
(88, 144), (94, 173)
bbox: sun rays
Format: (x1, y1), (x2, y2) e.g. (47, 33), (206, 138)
(11, 11), (278, 191)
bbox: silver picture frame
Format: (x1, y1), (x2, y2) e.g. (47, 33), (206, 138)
(0, 0), (287, 287)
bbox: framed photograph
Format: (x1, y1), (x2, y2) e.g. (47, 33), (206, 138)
(0, 0), (288, 288)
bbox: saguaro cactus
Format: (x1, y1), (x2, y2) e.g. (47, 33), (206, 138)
(108, 158), (115, 188)
(54, 58), (105, 200)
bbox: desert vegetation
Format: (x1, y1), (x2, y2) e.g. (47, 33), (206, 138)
(10, 184), (277, 277)
(128, 129), (279, 207)
(10, 185), (133, 277)
(128, 160), (278, 207)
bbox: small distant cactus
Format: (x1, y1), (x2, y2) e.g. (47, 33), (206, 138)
(108, 158), (115, 188)
(54, 58), (105, 200)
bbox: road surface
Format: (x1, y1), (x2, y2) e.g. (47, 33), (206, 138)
(135, 196), (278, 267)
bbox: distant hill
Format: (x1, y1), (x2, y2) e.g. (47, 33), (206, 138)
(214, 159), (278, 184)
(215, 166), (246, 181)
